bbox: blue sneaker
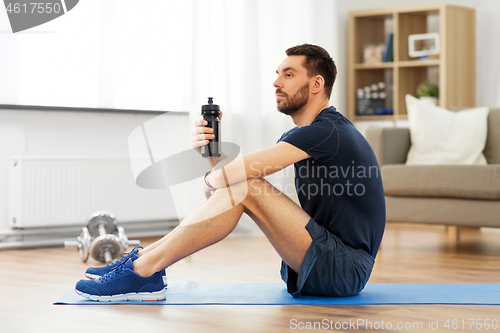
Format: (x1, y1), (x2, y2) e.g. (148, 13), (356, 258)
(85, 245), (143, 279)
(75, 257), (166, 302)
(85, 245), (168, 287)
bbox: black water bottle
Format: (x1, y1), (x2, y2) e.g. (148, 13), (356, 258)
(201, 97), (221, 158)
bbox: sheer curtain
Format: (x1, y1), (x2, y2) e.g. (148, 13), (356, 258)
(186, 0), (340, 154)
(2, 0), (340, 148)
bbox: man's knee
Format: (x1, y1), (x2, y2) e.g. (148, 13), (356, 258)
(226, 177), (264, 203)
(214, 178), (252, 206)
(239, 177), (285, 201)
(220, 177), (282, 208)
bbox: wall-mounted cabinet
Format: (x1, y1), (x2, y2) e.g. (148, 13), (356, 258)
(347, 5), (475, 122)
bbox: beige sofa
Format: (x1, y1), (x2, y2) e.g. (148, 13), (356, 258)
(366, 108), (500, 229)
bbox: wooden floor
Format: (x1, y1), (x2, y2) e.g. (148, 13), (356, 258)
(1, 223), (500, 333)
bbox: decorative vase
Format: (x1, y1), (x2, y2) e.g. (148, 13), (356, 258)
(419, 97), (438, 106)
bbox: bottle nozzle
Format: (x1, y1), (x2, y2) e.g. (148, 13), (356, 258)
(201, 97), (220, 115)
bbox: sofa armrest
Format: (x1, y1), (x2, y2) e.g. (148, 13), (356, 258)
(365, 126), (411, 165)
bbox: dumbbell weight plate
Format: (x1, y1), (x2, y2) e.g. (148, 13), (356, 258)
(117, 226), (128, 249)
(90, 234), (124, 263)
(86, 211), (118, 238)
(118, 226), (141, 249)
(79, 227), (91, 262)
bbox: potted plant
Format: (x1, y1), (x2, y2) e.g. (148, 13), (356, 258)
(417, 82), (439, 106)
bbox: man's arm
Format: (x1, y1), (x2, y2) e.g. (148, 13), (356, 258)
(206, 141), (310, 189)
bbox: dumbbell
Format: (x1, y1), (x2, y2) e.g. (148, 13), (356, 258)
(65, 211), (140, 263)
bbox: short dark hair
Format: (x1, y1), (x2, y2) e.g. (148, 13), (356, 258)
(286, 44), (337, 98)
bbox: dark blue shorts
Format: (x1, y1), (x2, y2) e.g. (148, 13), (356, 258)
(281, 218), (375, 297)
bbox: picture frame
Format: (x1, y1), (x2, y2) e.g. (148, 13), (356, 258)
(362, 44), (385, 64)
(408, 33), (440, 58)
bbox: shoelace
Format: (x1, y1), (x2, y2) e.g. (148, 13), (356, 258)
(98, 264), (126, 283)
(103, 245), (143, 268)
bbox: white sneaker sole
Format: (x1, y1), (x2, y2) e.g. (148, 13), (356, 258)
(75, 287), (166, 302)
(85, 273), (168, 287)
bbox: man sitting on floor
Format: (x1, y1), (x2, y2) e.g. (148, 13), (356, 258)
(75, 44), (386, 301)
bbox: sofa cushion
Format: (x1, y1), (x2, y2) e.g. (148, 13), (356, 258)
(385, 196), (500, 227)
(382, 164), (500, 200)
(405, 95), (489, 165)
(484, 108), (500, 164)
(365, 127), (410, 165)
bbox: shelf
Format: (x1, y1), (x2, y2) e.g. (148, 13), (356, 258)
(348, 5), (475, 122)
(397, 60), (440, 67)
(354, 63), (394, 69)
(354, 60), (439, 70)
(353, 115), (394, 121)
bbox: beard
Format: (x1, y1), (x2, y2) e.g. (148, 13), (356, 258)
(276, 82), (309, 116)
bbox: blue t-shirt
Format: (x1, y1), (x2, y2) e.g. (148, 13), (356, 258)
(278, 106), (385, 258)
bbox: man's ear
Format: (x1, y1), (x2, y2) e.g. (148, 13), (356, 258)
(311, 75), (325, 95)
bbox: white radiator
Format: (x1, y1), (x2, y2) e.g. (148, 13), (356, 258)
(8, 157), (177, 228)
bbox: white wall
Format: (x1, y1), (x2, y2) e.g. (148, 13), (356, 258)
(0, 110), (189, 234)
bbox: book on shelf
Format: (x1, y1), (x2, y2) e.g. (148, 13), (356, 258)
(383, 32), (393, 63)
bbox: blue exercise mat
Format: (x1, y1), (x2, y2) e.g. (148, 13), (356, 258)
(54, 281), (500, 305)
